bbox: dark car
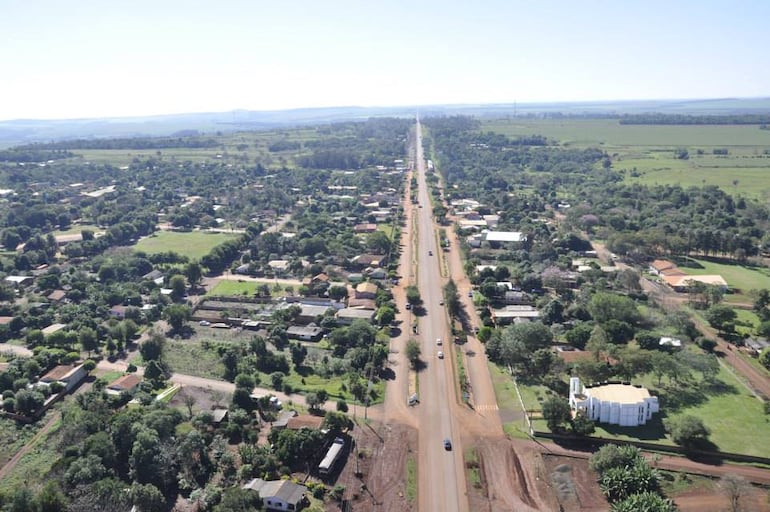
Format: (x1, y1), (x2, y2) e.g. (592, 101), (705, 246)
(443, 438), (452, 451)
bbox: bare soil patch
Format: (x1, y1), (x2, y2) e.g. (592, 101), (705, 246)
(674, 486), (770, 512)
(541, 453), (607, 512)
(472, 437), (560, 512)
(326, 421), (416, 512)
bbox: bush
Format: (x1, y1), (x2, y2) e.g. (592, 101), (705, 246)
(336, 399), (348, 412)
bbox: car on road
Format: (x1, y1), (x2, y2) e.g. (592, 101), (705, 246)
(468, 291), (473, 297)
(199, 320), (211, 326)
(439, 300), (444, 305)
(437, 351), (444, 359)
(428, 250), (432, 256)
(405, 303), (412, 310)
(443, 438), (452, 450)
(436, 338), (442, 345)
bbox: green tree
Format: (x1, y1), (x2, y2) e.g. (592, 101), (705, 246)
(610, 491), (676, 512)
(36, 481), (68, 512)
(405, 339), (421, 368)
(213, 487), (262, 512)
(588, 292), (641, 325)
(376, 305), (395, 326)
(705, 304), (737, 334)
(169, 274), (187, 301)
(366, 231), (391, 254)
(140, 331), (165, 362)
(184, 261), (203, 288)
(759, 347), (770, 370)
(589, 444), (644, 474)
(541, 396), (571, 432)
(406, 286), (422, 306)
(665, 415), (710, 450)
(164, 303), (191, 333)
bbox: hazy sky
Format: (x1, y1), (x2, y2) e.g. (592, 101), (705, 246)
(1, 0), (768, 120)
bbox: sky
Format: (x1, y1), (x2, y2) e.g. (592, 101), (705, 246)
(1, 0), (768, 120)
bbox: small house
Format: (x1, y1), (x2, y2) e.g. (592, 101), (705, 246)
(286, 325), (324, 342)
(354, 282), (378, 300)
(242, 478), (308, 511)
(106, 374), (142, 395)
(40, 364), (87, 392)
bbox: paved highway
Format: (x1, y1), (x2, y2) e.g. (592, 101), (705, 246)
(414, 118), (469, 512)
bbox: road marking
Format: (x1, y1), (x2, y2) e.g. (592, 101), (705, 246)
(475, 404), (499, 412)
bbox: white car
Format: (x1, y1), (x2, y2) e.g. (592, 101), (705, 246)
(437, 351), (444, 359)
(436, 338), (442, 346)
(199, 320), (211, 326)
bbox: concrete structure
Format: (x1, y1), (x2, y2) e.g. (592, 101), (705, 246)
(242, 478), (308, 511)
(569, 377), (659, 427)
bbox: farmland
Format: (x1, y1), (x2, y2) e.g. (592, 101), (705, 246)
(482, 118), (770, 198)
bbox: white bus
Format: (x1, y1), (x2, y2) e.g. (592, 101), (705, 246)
(318, 437), (345, 475)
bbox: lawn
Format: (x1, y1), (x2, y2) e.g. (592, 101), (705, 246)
(680, 257), (770, 302)
(134, 230), (238, 260)
(164, 339), (226, 380)
(590, 365), (770, 457)
(207, 280), (260, 297)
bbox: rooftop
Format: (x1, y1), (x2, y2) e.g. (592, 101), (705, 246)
(587, 383), (652, 404)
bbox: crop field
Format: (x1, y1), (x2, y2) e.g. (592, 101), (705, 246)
(483, 118), (770, 198)
(70, 126), (325, 167)
(134, 230), (238, 260)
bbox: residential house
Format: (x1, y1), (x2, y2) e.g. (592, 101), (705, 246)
(242, 478), (308, 511)
(354, 223), (377, 234)
(491, 305), (540, 325)
(40, 364), (87, 392)
(211, 408), (229, 426)
(503, 290), (532, 305)
(365, 267), (388, 280)
(336, 308), (375, 325)
(42, 323), (67, 336)
(350, 254), (387, 269)
(47, 290), (67, 302)
(106, 374), (142, 396)
(346, 297), (377, 310)
(649, 260), (677, 275)
(286, 325), (324, 342)
(354, 282), (378, 300)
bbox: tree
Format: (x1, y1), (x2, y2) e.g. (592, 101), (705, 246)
(183, 261), (203, 289)
(571, 411), (595, 436)
(705, 304), (737, 334)
(759, 347), (770, 371)
(717, 473), (751, 512)
(610, 491), (677, 512)
(328, 285), (348, 302)
(541, 396), (571, 432)
(665, 414), (710, 450)
(306, 392), (324, 411)
(589, 444), (643, 474)
(405, 339), (421, 368)
(164, 304), (191, 333)
(588, 292), (641, 325)
(169, 274), (187, 301)
(129, 483), (165, 512)
(140, 332), (165, 362)
(366, 231), (391, 254)
(376, 305), (395, 326)
(405, 286), (422, 306)
(213, 487), (262, 512)
(499, 322), (553, 369)
(323, 411), (353, 432)
(36, 481), (68, 512)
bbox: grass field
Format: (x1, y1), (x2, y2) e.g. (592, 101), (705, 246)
(482, 118), (770, 198)
(134, 230), (238, 260)
(680, 257), (770, 303)
(207, 280), (261, 297)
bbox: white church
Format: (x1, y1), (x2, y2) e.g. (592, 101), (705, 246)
(568, 377), (659, 427)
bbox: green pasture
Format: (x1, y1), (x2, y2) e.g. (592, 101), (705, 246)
(483, 118), (770, 148)
(483, 118), (770, 198)
(134, 230), (238, 260)
(681, 258), (770, 302)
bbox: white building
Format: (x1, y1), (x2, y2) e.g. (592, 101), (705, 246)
(568, 377), (659, 427)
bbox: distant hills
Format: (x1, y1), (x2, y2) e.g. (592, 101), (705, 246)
(2, 97), (769, 148)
